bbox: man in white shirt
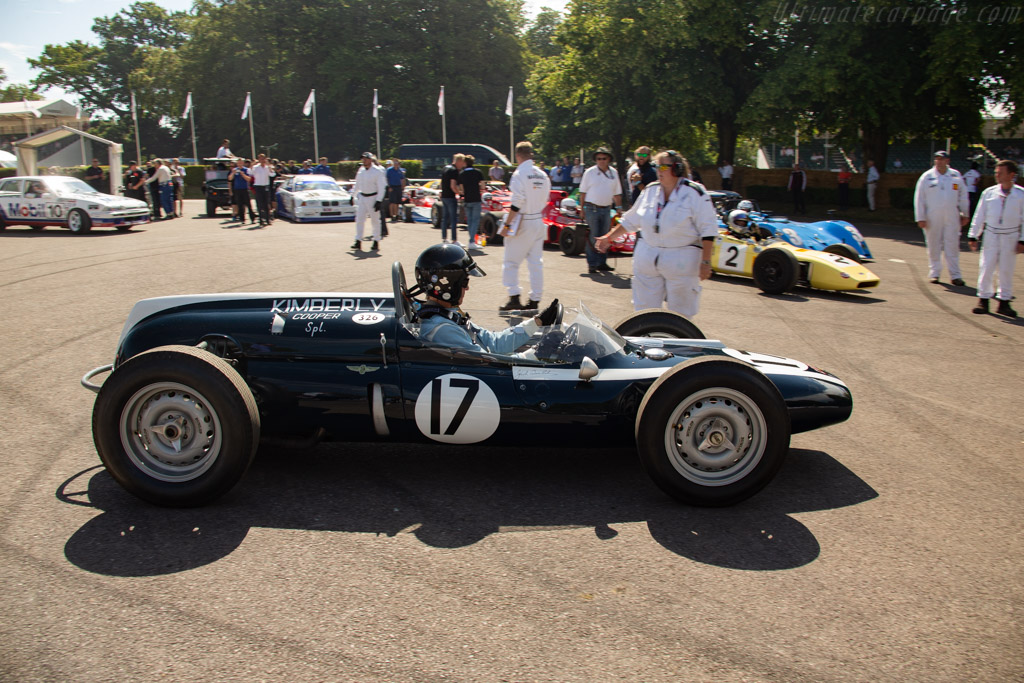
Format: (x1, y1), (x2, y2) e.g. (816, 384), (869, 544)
(250, 153), (274, 226)
(351, 152), (387, 252)
(963, 161), (982, 218)
(914, 150), (969, 285)
(216, 140), (233, 158)
(865, 160), (880, 211)
(578, 147), (622, 274)
(499, 141), (551, 311)
(144, 159), (175, 219)
(570, 158), (584, 187)
(967, 159), (1024, 317)
(717, 159), (734, 190)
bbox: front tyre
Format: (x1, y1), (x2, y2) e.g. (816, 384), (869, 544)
(92, 345), (260, 507)
(67, 208), (92, 234)
(635, 357), (790, 506)
(824, 243), (862, 263)
(615, 309), (705, 339)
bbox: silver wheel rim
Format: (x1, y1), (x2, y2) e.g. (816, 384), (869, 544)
(119, 382), (223, 482)
(68, 211), (82, 232)
(663, 387), (767, 486)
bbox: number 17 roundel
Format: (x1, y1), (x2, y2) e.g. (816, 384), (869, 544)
(414, 373), (501, 444)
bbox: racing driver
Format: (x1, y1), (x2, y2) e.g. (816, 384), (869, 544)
(409, 243), (559, 353)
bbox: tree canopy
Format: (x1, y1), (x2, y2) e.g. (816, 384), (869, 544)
(23, 0), (1022, 165)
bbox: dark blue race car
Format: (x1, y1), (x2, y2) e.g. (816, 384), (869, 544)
(82, 263), (853, 509)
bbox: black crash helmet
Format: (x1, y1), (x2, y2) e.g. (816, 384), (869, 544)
(414, 243), (486, 302)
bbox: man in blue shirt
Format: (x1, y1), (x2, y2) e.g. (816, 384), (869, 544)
(313, 156), (332, 176)
(410, 243), (559, 353)
(386, 157), (407, 223)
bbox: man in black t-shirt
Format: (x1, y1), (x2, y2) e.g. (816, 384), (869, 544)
(85, 158), (105, 193)
(458, 155), (485, 247)
(123, 161), (147, 201)
(440, 156), (461, 244)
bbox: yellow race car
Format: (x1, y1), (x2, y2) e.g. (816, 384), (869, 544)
(711, 227), (880, 294)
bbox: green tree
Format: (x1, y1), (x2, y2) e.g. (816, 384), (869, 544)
(30, 2), (190, 157)
(0, 68), (42, 103)
(744, 0), (995, 167)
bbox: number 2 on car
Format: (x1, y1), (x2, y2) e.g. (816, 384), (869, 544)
(716, 242), (747, 272)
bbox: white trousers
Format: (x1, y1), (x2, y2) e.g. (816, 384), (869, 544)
(632, 239), (703, 318)
(923, 217), (962, 279)
(977, 231), (1019, 301)
(866, 182), (877, 211)
(502, 218), (545, 300)
(354, 195), (382, 241)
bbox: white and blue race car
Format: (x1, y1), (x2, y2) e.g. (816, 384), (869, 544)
(0, 175), (150, 233)
(274, 174), (356, 223)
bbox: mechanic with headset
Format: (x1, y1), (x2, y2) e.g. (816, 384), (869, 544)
(595, 150), (718, 319)
(410, 243), (560, 354)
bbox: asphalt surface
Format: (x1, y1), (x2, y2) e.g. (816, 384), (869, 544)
(1, 201), (1021, 682)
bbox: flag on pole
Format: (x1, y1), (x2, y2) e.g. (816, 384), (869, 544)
(372, 89), (379, 118)
(303, 89), (315, 117)
(75, 105), (82, 120)
(130, 91), (138, 121)
(241, 92), (251, 120)
(182, 92), (192, 119)
(505, 87), (513, 116)
(438, 86), (445, 116)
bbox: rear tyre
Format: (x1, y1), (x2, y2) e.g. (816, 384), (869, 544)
(615, 309), (705, 339)
(635, 357), (790, 506)
(752, 248), (799, 294)
(31, 224), (44, 231)
(431, 203), (442, 229)
(559, 224), (587, 255)
(480, 212), (503, 245)
(92, 345), (260, 507)
(824, 243), (861, 263)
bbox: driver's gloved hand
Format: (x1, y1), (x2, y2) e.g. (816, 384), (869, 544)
(373, 201), (382, 211)
(537, 298), (560, 326)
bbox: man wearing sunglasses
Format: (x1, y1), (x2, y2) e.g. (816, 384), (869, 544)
(595, 150), (717, 319)
(578, 147), (622, 274)
(628, 146), (657, 204)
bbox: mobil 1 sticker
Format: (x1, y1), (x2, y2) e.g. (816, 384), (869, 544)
(414, 373), (500, 444)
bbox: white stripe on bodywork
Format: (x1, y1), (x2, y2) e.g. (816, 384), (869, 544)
(512, 350), (847, 389)
(117, 292), (393, 346)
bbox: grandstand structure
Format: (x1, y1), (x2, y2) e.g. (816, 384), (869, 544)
(0, 99), (96, 168)
(759, 117), (1024, 175)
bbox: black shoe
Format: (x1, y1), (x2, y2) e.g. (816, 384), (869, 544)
(951, 278), (965, 286)
(526, 300), (540, 310)
(588, 267), (599, 274)
(351, 240), (361, 250)
(596, 263), (615, 272)
(371, 241), (379, 251)
(973, 298), (989, 315)
(929, 277), (940, 284)
(997, 300), (1018, 318)
(499, 295), (522, 311)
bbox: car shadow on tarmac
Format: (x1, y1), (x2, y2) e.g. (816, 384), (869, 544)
(59, 444), (877, 577)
